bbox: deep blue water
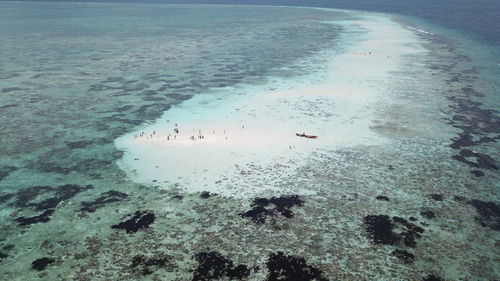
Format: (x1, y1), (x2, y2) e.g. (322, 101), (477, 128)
(4, 0), (500, 46)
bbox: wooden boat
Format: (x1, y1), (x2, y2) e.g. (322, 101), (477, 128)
(296, 133), (318, 139)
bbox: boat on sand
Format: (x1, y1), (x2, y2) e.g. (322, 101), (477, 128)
(296, 133), (318, 139)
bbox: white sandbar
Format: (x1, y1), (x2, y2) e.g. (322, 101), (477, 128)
(115, 13), (423, 198)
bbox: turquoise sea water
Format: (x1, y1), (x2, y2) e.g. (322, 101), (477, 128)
(0, 2), (498, 281)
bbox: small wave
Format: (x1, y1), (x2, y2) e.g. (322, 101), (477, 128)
(408, 26), (434, 36)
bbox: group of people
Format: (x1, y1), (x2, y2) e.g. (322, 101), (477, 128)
(133, 123), (234, 142)
(135, 130), (177, 141)
(353, 51), (372, 56)
(352, 51), (392, 59)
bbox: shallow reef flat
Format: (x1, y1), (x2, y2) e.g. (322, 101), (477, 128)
(0, 3), (498, 281)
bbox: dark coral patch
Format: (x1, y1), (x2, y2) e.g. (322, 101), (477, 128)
(375, 195), (390, 201)
(130, 253), (175, 275)
(429, 194), (444, 201)
(80, 190), (128, 213)
(0, 166), (17, 182)
(114, 105), (134, 112)
(33, 184), (93, 211)
(363, 215), (399, 245)
(112, 211), (155, 233)
(31, 257), (55, 271)
(240, 205), (274, 224)
(142, 96), (165, 102)
(0, 193), (14, 204)
(0, 252), (8, 262)
(103, 76), (125, 83)
(134, 103), (171, 120)
(100, 114), (142, 126)
(37, 162), (75, 174)
(10, 184), (93, 212)
(65, 140), (94, 149)
(227, 265), (251, 279)
(1, 87), (25, 93)
(423, 275), (444, 281)
(0, 104), (19, 110)
(392, 216), (425, 247)
(453, 196), (468, 203)
(420, 210), (436, 219)
(267, 196), (304, 218)
(470, 170), (484, 177)
(32, 197), (61, 211)
(392, 249), (415, 264)
(363, 215), (424, 247)
(200, 191), (216, 199)
(452, 149), (498, 170)
(240, 195), (304, 224)
(450, 132), (481, 149)
(166, 93), (193, 101)
(445, 83), (500, 171)
(448, 91), (499, 137)
(192, 251), (250, 281)
(467, 200), (499, 230)
(11, 186), (53, 208)
(16, 209), (55, 226)
(266, 252), (327, 281)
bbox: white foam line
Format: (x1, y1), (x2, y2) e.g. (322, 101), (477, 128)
(406, 26), (435, 36)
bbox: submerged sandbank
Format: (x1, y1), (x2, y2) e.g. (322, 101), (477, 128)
(115, 13), (424, 198)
